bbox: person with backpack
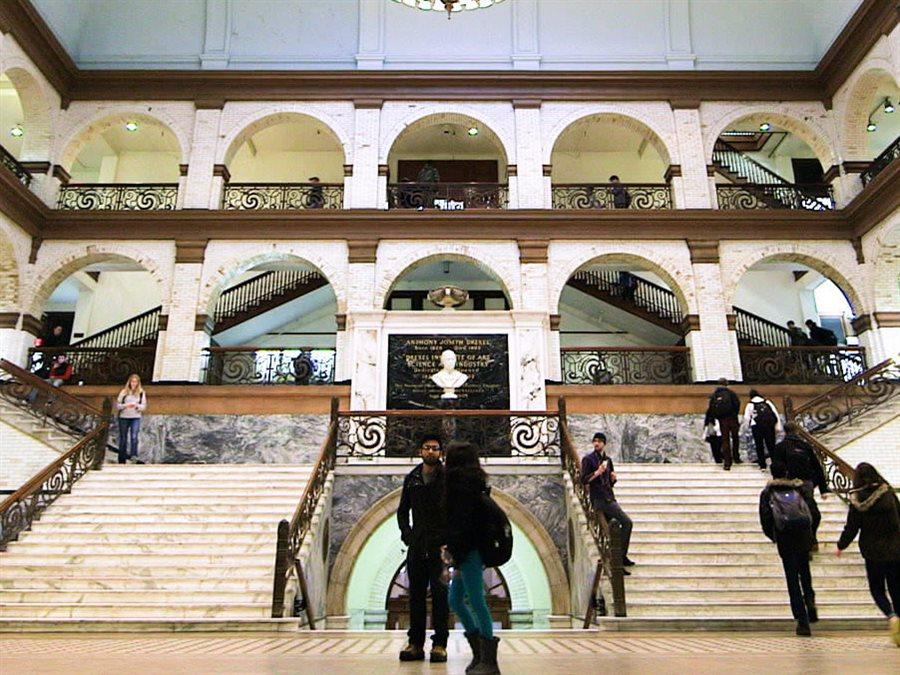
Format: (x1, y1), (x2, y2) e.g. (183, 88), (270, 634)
(836, 463), (900, 647)
(396, 434), (448, 663)
(581, 432), (634, 573)
(742, 389), (781, 471)
(443, 440), (508, 675)
(704, 378), (742, 470)
(759, 460), (820, 636)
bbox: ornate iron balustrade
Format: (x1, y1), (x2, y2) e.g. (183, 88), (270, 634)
(569, 269), (683, 326)
(739, 346), (867, 385)
(789, 356), (899, 437)
(0, 144), (31, 186)
(57, 184), (178, 210)
(861, 135), (899, 187)
(214, 269), (325, 326)
(716, 184), (835, 210)
(222, 183), (344, 210)
(561, 347), (691, 385)
(336, 409), (561, 459)
(272, 399), (339, 623)
(733, 307), (791, 347)
(72, 306), (161, 350)
(784, 398), (856, 501)
(558, 398), (626, 620)
(29, 347), (156, 386)
(387, 182), (508, 209)
(713, 139), (790, 186)
(551, 184), (672, 210)
(201, 347), (336, 385)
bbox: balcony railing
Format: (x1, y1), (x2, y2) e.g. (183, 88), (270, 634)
(561, 347), (691, 384)
(58, 184), (178, 210)
(861, 135), (900, 187)
(0, 144), (31, 186)
(201, 347), (336, 385)
(387, 182), (508, 209)
(739, 346), (866, 384)
(551, 184), (672, 210)
(29, 347), (156, 385)
(716, 184), (834, 210)
(222, 182), (344, 210)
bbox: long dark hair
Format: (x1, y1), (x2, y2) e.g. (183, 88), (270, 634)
(443, 440), (487, 490)
(852, 462), (890, 497)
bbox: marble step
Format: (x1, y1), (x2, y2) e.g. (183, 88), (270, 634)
(0, 577), (271, 591)
(0, 589), (273, 604)
(0, 564), (272, 578)
(0, 618), (301, 632)
(623, 589), (875, 603)
(1, 552), (274, 565)
(630, 521), (846, 533)
(35, 513), (289, 524)
(625, 542), (852, 554)
(618, 503), (846, 513)
(624, 574), (869, 590)
(93, 466), (315, 475)
(625, 600), (882, 619)
(40, 504), (296, 515)
(6, 543), (277, 555)
(72, 481), (313, 491)
(620, 562), (867, 577)
(25, 522), (279, 534)
(19, 531), (276, 543)
(60, 494), (304, 505)
(0, 602), (272, 619)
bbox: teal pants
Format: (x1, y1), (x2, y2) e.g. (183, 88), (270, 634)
(448, 549), (494, 638)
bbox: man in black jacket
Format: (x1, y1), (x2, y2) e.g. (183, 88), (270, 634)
(773, 422), (829, 545)
(704, 378), (742, 470)
(396, 434), (448, 663)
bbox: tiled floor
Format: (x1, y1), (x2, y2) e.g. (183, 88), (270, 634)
(2, 630), (899, 674)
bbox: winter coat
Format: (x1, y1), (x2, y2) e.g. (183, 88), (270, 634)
(397, 463), (446, 555)
(581, 450), (617, 506)
(444, 472), (487, 565)
(704, 387), (741, 424)
(772, 434), (830, 495)
(759, 478), (818, 556)
(837, 483), (900, 562)
(742, 396), (781, 430)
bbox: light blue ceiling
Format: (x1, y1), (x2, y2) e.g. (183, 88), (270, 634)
(30, 0), (864, 71)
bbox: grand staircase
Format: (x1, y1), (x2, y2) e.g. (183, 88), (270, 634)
(213, 269), (328, 333)
(0, 465), (314, 631)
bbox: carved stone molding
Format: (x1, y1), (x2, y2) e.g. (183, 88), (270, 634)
(194, 314), (215, 334)
(21, 314), (43, 336)
(874, 312), (900, 328)
(0, 312), (20, 330)
(347, 239), (378, 264)
(549, 314), (561, 331)
(158, 314), (169, 332)
(725, 313), (737, 332)
(51, 164), (71, 185)
(175, 239), (208, 264)
(335, 313), (347, 331)
(518, 239), (549, 264)
(687, 239), (719, 264)
(850, 313), (873, 334)
(664, 165), (682, 183)
(680, 314), (701, 334)
(212, 164), (231, 184)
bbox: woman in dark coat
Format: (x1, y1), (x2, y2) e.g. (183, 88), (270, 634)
(836, 462), (900, 647)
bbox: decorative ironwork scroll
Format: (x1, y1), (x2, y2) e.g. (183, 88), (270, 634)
(561, 347), (691, 385)
(202, 348), (336, 385)
(387, 182), (508, 209)
(739, 346), (866, 384)
(551, 184), (672, 210)
(58, 184), (178, 210)
(716, 184), (835, 210)
(222, 183), (344, 210)
(29, 347), (156, 386)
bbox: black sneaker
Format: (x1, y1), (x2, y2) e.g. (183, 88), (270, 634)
(623, 557), (636, 567)
(399, 643), (425, 661)
(622, 568), (631, 576)
(796, 622), (811, 637)
(807, 603), (819, 623)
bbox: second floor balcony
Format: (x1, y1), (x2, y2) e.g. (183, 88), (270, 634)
(57, 184), (179, 210)
(715, 183), (835, 211)
(552, 183), (672, 210)
(387, 182), (508, 210)
(222, 182), (344, 210)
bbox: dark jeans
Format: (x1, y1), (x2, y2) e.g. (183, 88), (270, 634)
(865, 558), (900, 618)
(117, 417), (141, 463)
(407, 549), (449, 648)
(751, 424), (776, 468)
(719, 416), (741, 468)
(597, 500), (633, 561)
(780, 550), (815, 623)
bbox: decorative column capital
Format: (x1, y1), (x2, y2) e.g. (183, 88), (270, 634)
(518, 239), (549, 264)
(335, 313), (347, 331)
(664, 164), (682, 183)
(194, 314), (215, 335)
(212, 164), (231, 183)
(687, 239), (720, 264)
(549, 314), (561, 331)
(347, 239), (378, 264)
(851, 313), (873, 334)
(20, 314), (43, 336)
(175, 239), (208, 264)
(680, 314), (701, 334)
(51, 164), (70, 185)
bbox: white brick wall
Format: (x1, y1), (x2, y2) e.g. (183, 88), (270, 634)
(0, 419), (60, 491)
(837, 415), (900, 485)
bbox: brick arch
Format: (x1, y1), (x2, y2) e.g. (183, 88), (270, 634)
(839, 65), (898, 160)
(704, 106), (837, 169)
(0, 228), (19, 310)
(380, 105), (515, 164)
(549, 244), (696, 315)
(218, 108), (351, 166)
(544, 106), (676, 166)
(873, 222), (900, 312)
(199, 249), (344, 316)
(1, 66), (52, 160)
(326, 486), (570, 618)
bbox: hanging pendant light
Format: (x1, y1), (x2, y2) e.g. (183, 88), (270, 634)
(392, 0), (505, 19)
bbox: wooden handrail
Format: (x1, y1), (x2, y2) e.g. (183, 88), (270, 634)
(792, 356), (898, 419)
(739, 345), (865, 352)
(336, 408), (558, 418)
(0, 358), (100, 415)
(204, 346), (331, 353)
(70, 305), (161, 348)
(560, 346), (689, 352)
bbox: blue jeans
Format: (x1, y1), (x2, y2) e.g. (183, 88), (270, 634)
(117, 417), (141, 462)
(448, 549), (493, 638)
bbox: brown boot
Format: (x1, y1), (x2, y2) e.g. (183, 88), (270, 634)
(464, 631), (481, 673)
(470, 636), (500, 674)
(398, 643), (425, 661)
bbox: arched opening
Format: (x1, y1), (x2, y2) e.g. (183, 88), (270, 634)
(550, 114), (673, 210)
(222, 113), (346, 209)
(58, 113), (182, 210)
(845, 70), (900, 187)
(733, 256), (863, 384)
(203, 257), (338, 385)
(31, 256), (163, 385)
(1, 73), (26, 160)
(712, 115), (834, 210)
(0, 69), (50, 185)
(386, 113), (509, 209)
(560, 256), (690, 384)
(384, 256), (511, 311)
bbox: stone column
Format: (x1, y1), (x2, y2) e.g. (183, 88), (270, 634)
(0, 313), (40, 367)
(350, 102), (382, 208)
(176, 164), (189, 208)
(182, 107), (223, 209)
(512, 100), (543, 208)
(868, 313), (900, 363)
(518, 240), (557, 382)
(346, 240), (379, 408)
(45, 165), (70, 210)
(672, 107), (713, 208)
(333, 313), (350, 381)
(542, 164), (553, 208)
(512, 313), (549, 410)
(19, 161), (53, 206)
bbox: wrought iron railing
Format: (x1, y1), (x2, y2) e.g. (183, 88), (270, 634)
(215, 269), (326, 327)
(789, 356), (899, 437)
(713, 139), (790, 186)
(732, 307), (792, 347)
(716, 183), (835, 210)
(72, 306), (161, 349)
(57, 184), (178, 210)
(739, 346), (867, 384)
(551, 184), (672, 210)
(784, 398), (856, 500)
(561, 347), (691, 384)
(861, 135), (900, 187)
(29, 347), (156, 386)
(569, 269), (683, 326)
(387, 182), (508, 209)
(558, 398), (626, 621)
(271, 399), (339, 623)
(0, 144), (31, 186)
(222, 183), (344, 210)
(335, 409), (561, 459)
(202, 347), (336, 385)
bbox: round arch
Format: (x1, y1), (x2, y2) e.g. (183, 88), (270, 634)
(218, 109), (350, 168)
(327, 486), (570, 619)
(544, 108), (676, 167)
(380, 107), (515, 165)
(1, 66), (52, 160)
(839, 66), (899, 159)
(705, 107), (837, 170)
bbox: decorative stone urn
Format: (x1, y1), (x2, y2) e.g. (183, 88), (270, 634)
(428, 285), (469, 310)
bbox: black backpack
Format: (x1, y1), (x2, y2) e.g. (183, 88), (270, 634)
(478, 490), (513, 567)
(710, 390), (733, 418)
(769, 487), (812, 534)
(753, 400), (777, 428)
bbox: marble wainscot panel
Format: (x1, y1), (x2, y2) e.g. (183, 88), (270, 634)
(568, 414), (770, 464)
(113, 414), (329, 464)
(491, 474), (567, 565)
(329, 475), (404, 574)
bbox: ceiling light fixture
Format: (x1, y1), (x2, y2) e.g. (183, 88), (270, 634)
(467, 126), (479, 136)
(759, 122), (772, 132)
(124, 121), (139, 132)
(392, 0), (505, 19)
(9, 125), (23, 138)
(867, 119), (877, 133)
(884, 97), (895, 114)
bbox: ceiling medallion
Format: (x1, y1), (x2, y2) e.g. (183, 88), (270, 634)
(392, 0), (506, 19)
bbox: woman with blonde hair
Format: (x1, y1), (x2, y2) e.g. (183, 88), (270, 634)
(116, 373), (147, 464)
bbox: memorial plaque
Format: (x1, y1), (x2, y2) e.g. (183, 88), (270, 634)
(387, 334), (510, 410)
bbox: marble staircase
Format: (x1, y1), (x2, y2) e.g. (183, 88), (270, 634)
(0, 400), (72, 491)
(605, 463), (882, 630)
(0, 464), (315, 631)
(816, 396), (900, 450)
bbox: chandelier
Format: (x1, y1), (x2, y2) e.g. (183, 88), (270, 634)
(392, 0), (506, 19)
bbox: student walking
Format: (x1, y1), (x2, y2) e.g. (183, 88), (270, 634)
(742, 389), (781, 471)
(773, 423), (829, 545)
(759, 461), (820, 636)
(444, 441), (503, 675)
(703, 418), (723, 464)
(705, 378), (742, 470)
(116, 373), (147, 464)
(836, 463), (900, 647)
